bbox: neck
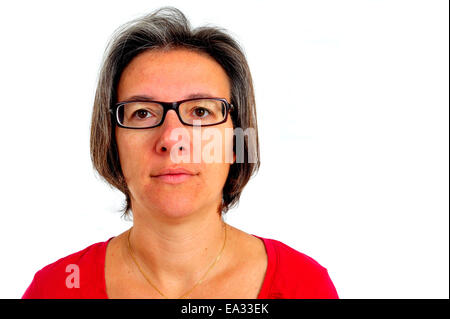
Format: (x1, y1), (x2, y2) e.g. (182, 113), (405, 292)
(127, 203), (227, 296)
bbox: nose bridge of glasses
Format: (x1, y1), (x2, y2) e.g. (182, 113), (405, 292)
(160, 101), (179, 110)
(159, 101), (184, 124)
(161, 104), (184, 127)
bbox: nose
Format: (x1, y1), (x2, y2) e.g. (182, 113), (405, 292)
(155, 110), (190, 156)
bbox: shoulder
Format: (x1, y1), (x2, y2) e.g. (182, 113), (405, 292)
(22, 239), (111, 299)
(257, 237), (339, 299)
(267, 238), (325, 272)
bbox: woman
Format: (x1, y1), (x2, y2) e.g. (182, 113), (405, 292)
(23, 7), (338, 299)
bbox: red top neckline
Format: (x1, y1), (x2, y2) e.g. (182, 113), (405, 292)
(98, 235), (275, 299)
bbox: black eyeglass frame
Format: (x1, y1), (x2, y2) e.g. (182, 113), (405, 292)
(110, 98), (234, 129)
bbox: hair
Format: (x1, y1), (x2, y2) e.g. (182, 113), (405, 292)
(90, 7), (260, 217)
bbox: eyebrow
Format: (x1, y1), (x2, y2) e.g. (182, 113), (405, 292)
(121, 93), (217, 102)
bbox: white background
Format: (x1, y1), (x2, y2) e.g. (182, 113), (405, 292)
(0, 0), (448, 299)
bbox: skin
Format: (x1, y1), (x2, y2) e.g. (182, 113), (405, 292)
(105, 48), (267, 298)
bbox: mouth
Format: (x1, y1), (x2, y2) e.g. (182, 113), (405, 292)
(151, 168), (198, 184)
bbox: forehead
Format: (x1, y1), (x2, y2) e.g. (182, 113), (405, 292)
(117, 48), (231, 102)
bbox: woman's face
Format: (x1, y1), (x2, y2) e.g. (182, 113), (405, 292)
(115, 48), (234, 219)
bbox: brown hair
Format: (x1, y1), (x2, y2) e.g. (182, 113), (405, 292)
(90, 7), (260, 217)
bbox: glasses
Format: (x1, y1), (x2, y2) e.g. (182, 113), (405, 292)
(110, 98), (234, 129)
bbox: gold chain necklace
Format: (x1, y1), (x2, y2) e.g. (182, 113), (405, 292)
(127, 223), (227, 299)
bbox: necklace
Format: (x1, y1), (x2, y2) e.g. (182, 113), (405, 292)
(127, 223), (227, 299)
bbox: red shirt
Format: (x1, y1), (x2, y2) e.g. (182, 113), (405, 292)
(22, 236), (339, 299)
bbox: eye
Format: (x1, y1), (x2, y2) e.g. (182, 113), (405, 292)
(134, 109), (153, 119)
(193, 107), (210, 118)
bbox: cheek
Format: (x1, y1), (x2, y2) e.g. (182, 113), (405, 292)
(201, 162), (230, 194)
(200, 123), (234, 164)
(116, 130), (151, 180)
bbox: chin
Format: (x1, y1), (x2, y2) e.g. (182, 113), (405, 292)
(157, 203), (196, 219)
(146, 194), (210, 220)
(132, 183), (221, 219)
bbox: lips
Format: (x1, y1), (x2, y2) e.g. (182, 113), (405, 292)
(151, 168), (198, 184)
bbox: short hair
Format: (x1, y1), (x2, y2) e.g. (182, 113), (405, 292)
(90, 7), (260, 217)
